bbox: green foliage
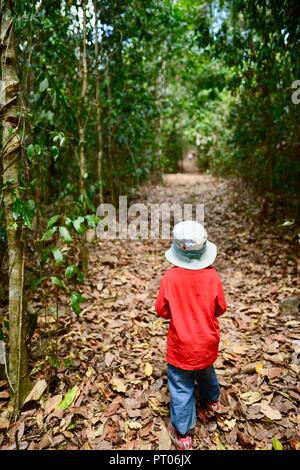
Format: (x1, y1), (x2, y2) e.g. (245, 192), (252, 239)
(148, 0), (300, 218)
(70, 291), (85, 315)
(39, 77), (49, 93)
(41, 226), (57, 241)
(163, 131), (184, 173)
(52, 248), (64, 265)
(12, 197), (35, 230)
(195, 0), (300, 217)
(58, 226), (72, 243)
(50, 276), (66, 289)
(272, 437), (283, 450)
(38, 212), (92, 316)
(57, 385), (78, 410)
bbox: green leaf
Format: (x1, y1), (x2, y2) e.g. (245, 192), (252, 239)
(12, 198), (23, 219)
(41, 248), (52, 265)
(12, 197), (22, 215)
(26, 199), (35, 212)
(22, 202), (33, 230)
(52, 248), (63, 264)
(272, 437), (283, 450)
(67, 423), (76, 431)
(51, 145), (59, 161)
(70, 291), (85, 303)
(30, 277), (46, 290)
(85, 214), (99, 228)
(76, 271), (84, 283)
(47, 354), (60, 369)
(70, 291), (85, 315)
(27, 144), (34, 161)
(59, 226), (72, 242)
(50, 276), (65, 289)
(59, 136), (66, 147)
(46, 110), (54, 124)
(71, 302), (81, 315)
(73, 216), (85, 233)
(47, 215), (60, 229)
(213, 432), (227, 450)
(64, 217), (72, 226)
(12, 198), (33, 229)
(39, 77), (49, 93)
(4, 178), (15, 186)
(41, 226), (57, 241)
(86, 194), (95, 212)
(34, 144), (42, 156)
(281, 219), (295, 228)
(63, 357), (73, 369)
(57, 385), (78, 410)
(53, 133), (66, 147)
(65, 265), (77, 278)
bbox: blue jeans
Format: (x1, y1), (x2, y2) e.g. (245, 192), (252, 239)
(167, 363), (220, 436)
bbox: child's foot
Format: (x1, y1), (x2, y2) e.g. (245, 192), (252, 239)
(168, 423), (193, 450)
(206, 399), (223, 417)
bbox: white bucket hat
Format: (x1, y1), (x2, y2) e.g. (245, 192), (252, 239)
(165, 220), (217, 270)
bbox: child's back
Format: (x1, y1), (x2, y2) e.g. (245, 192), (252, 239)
(155, 265), (227, 370)
(154, 220), (227, 450)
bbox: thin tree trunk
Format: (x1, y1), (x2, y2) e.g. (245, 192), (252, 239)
(0, 0), (31, 412)
(79, 0), (87, 203)
(78, 0), (88, 274)
(93, 0), (103, 205)
(106, 65), (115, 205)
(154, 56), (166, 184)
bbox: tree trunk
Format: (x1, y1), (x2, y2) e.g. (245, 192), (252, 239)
(0, 0), (31, 412)
(79, 0), (87, 203)
(153, 54), (166, 184)
(106, 65), (116, 205)
(93, 0), (103, 205)
(78, 0), (88, 274)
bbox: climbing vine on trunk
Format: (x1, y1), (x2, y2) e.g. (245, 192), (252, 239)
(0, 0), (31, 412)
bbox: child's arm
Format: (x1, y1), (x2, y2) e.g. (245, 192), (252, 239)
(155, 278), (171, 319)
(215, 278), (227, 317)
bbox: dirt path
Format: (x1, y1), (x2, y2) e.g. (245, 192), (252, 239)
(2, 173), (299, 450)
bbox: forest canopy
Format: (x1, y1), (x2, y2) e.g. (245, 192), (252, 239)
(2, 0), (300, 221)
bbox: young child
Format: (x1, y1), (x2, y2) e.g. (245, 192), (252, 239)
(155, 220), (227, 450)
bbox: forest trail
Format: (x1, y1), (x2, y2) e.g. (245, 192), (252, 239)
(3, 173), (299, 450)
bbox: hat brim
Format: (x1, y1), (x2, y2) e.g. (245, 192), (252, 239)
(165, 241), (217, 270)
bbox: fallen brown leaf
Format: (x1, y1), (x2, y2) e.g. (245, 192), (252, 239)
(23, 379), (47, 405)
(260, 401), (282, 420)
(0, 417), (10, 430)
(103, 396), (123, 417)
(44, 394), (63, 415)
(158, 423), (171, 450)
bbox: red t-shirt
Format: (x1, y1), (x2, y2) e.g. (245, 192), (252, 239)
(155, 266), (227, 370)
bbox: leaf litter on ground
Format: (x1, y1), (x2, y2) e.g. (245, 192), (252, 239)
(0, 173), (299, 450)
